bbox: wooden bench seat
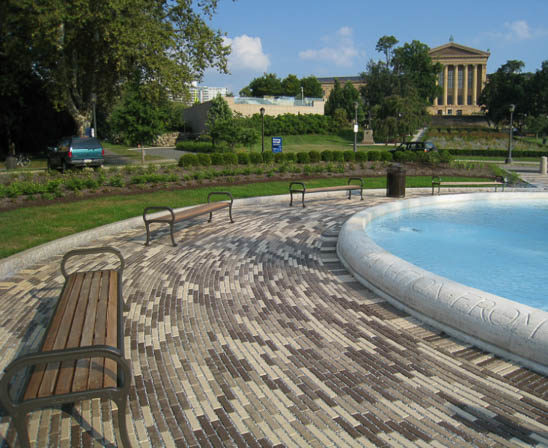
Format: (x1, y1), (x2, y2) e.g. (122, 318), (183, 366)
(432, 176), (506, 195)
(143, 191), (234, 246)
(289, 178), (364, 207)
(0, 247), (131, 448)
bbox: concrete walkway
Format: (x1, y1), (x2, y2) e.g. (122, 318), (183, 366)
(0, 190), (546, 447)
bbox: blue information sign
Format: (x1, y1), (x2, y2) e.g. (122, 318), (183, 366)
(272, 137), (282, 153)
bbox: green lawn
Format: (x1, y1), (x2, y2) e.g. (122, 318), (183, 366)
(0, 175), (492, 259)
(237, 134), (396, 153)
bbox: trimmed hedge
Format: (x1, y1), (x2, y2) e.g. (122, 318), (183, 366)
(262, 152), (274, 163)
(343, 150), (355, 162)
(223, 153), (238, 165)
(308, 151), (320, 163)
(210, 153), (224, 165)
(296, 152), (310, 164)
(447, 148), (548, 158)
(321, 150), (333, 162)
(178, 153), (199, 167)
(197, 153), (212, 166)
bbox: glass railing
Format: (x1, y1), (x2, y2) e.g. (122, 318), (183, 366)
(234, 96), (323, 107)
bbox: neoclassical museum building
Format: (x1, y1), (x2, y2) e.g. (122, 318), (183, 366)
(318, 41), (490, 117)
(428, 42), (490, 116)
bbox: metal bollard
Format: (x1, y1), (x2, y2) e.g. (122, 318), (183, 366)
(541, 156), (547, 175)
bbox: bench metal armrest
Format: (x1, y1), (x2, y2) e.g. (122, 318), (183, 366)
(0, 346), (131, 410)
(61, 247), (125, 279)
(207, 191), (233, 204)
(347, 177), (363, 187)
(143, 206), (175, 223)
(289, 182), (306, 192)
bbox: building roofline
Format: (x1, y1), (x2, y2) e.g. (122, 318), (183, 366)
(429, 42), (490, 57)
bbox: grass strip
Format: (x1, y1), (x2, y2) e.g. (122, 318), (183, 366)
(0, 175), (489, 259)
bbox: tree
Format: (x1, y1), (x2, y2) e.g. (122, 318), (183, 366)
(325, 80), (364, 124)
(282, 74), (301, 97)
(392, 40), (442, 102)
(109, 78), (170, 146)
(479, 60), (528, 128)
(240, 73), (283, 97)
(300, 76), (324, 98)
(3, 0), (230, 137)
(206, 96), (233, 147)
(375, 35), (398, 67)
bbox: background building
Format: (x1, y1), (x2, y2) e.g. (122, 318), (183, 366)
(428, 42), (490, 116)
(317, 76), (366, 99)
(183, 96), (325, 134)
(186, 83), (228, 105)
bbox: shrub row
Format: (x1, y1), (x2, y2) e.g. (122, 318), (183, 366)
(179, 150), (396, 168)
(447, 149), (548, 158)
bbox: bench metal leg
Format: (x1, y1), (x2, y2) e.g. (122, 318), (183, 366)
(360, 188), (364, 200)
(144, 222), (151, 246)
(301, 192), (305, 208)
(114, 395), (132, 448)
(289, 191), (293, 206)
(228, 204), (234, 223)
(208, 211), (213, 222)
(169, 223), (177, 247)
(13, 413), (31, 448)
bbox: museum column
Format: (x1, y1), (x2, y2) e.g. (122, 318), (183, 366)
(443, 65), (448, 106)
(453, 65), (459, 106)
(472, 64), (478, 106)
(463, 65), (469, 106)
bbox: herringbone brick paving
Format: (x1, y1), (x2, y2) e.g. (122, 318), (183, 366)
(0, 190), (547, 447)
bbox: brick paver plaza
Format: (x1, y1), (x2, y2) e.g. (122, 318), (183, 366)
(1, 190), (547, 447)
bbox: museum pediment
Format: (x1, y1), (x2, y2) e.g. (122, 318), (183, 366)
(429, 43), (490, 59)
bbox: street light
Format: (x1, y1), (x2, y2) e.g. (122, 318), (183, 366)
(353, 101), (358, 152)
(506, 104), (516, 164)
(260, 107), (265, 153)
(91, 93), (97, 138)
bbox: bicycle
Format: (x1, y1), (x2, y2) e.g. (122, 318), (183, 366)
(16, 153), (30, 167)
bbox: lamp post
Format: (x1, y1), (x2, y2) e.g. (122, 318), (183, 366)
(353, 101), (358, 152)
(506, 104), (516, 164)
(260, 107), (265, 153)
(91, 93), (97, 138)
(301, 86), (304, 104)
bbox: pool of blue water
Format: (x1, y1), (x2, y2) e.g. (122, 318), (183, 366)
(366, 198), (548, 311)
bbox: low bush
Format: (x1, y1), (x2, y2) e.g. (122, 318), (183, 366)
(175, 140), (215, 153)
(273, 152), (284, 163)
(262, 152), (274, 163)
(343, 151), (355, 162)
(285, 152), (296, 162)
(210, 153), (224, 165)
(197, 153), (212, 166)
(355, 151), (367, 162)
(296, 152), (310, 164)
(368, 151), (381, 161)
(308, 151), (321, 163)
(223, 153), (239, 165)
(321, 150), (333, 162)
(380, 151), (393, 162)
(249, 152), (263, 164)
(237, 152), (250, 165)
(178, 153), (199, 168)
(332, 151), (344, 162)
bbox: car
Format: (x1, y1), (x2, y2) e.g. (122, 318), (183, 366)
(47, 137), (104, 172)
(390, 141), (438, 153)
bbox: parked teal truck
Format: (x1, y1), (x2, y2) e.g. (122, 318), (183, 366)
(47, 137), (104, 172)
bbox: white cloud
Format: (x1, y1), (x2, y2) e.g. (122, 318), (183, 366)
(484, 20), (548, 42)
(299, 27), (362, 67)
(223, 35), (270, 72)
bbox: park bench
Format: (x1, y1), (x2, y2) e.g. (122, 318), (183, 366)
(0, 247), (131, 448)
(289, 177), (364, 207)
(431, 176), (506, 195)
(143, 191), (234, 246)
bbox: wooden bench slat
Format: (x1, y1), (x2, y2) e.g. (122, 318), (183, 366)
(23, 274), (81, 400)
(88, 271), (110, 390)
(307, 185), (362, 193)
(104, 272), (119, 388)
(72, 271), (102, 392)
(172, 202), (228, 221)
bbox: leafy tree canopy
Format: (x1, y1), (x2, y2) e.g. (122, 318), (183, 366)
(375, 35), (398, 67)
(239, 74), (323, 98)
(2, 0), (231, 136)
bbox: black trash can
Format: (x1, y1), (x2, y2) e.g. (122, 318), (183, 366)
(386, 164), (406, 197)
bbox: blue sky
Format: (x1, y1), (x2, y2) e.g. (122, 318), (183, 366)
(201, 0), (548, 95)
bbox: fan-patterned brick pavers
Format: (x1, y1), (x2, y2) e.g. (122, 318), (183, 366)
(0, 190), (547, 447)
